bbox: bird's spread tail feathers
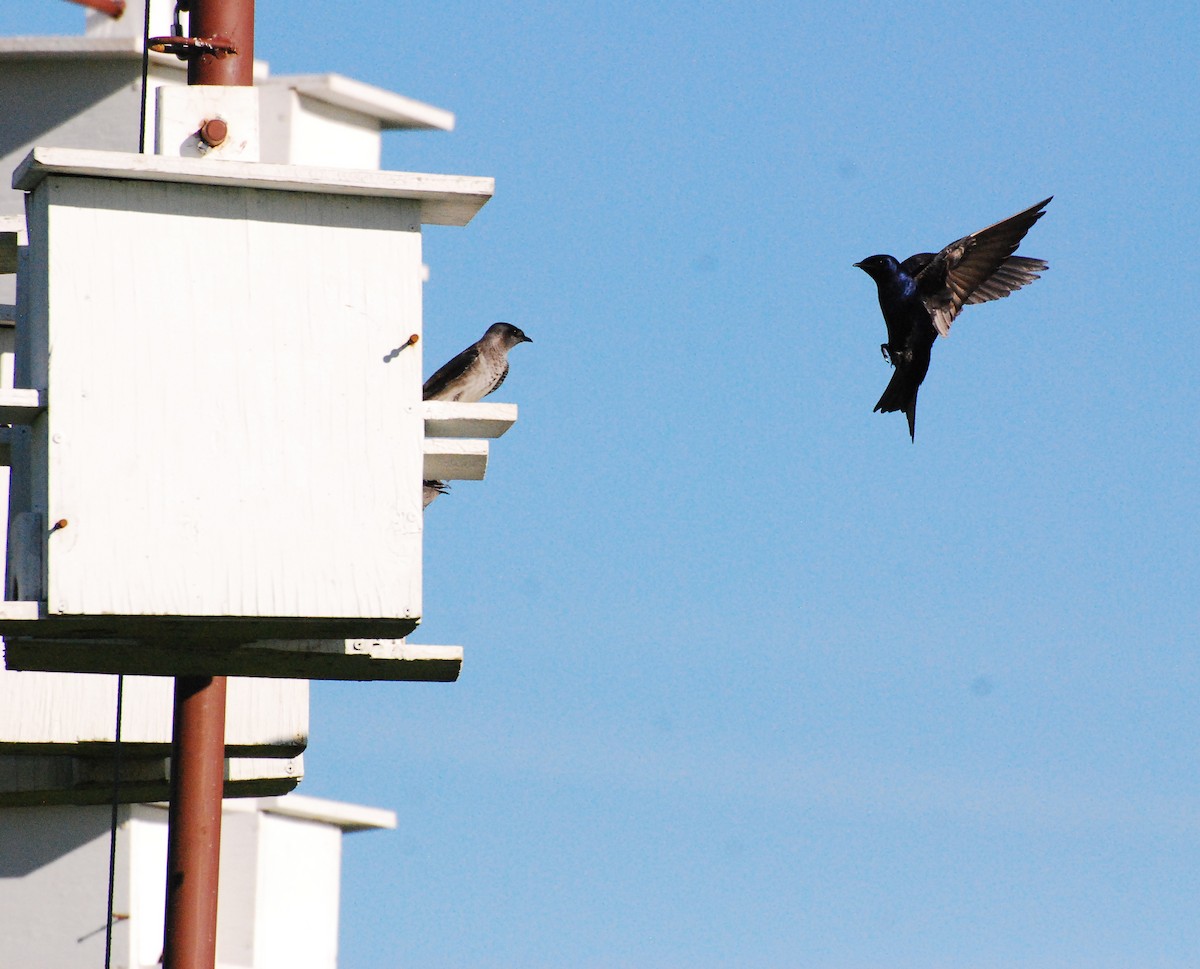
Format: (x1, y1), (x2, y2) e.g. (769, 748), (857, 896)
(875, 369), (919, 441)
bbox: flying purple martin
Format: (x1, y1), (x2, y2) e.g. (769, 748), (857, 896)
(421, 322), (532, 507)
(855, 197), (1051, 440)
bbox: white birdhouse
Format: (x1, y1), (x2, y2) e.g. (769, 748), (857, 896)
(0, 147), (494, 678)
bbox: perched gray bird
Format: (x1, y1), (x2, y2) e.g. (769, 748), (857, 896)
(421, 322), (531, 508)
(422, 322), (533, 403)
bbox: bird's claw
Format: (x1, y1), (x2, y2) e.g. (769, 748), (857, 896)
(880, 343), (891, 364)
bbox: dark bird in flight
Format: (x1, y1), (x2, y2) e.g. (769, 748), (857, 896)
(855, 197), (1051, 440)
(421, 322), (532, 506)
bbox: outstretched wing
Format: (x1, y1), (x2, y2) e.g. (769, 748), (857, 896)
(913, 196), (1052, 337)
(963, 255), (1048, 305)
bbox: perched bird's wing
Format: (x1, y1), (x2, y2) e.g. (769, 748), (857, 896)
(914, 196), (1052, 337)
(422, 343), (481, 401)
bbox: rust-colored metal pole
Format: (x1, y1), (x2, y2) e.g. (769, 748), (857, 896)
(188, 0), (255, 86)
(162, 675), (228, 969)
(162, 3), (253, 967)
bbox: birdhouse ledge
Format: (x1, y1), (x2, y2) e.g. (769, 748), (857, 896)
(13, 147), (494, 227)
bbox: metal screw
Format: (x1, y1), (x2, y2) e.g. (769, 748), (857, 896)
(198, 118), (228, 148)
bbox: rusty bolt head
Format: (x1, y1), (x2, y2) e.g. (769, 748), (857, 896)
(198, 118), (228, 148)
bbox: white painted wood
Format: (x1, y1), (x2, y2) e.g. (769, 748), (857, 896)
(0, 44), (185, 228)
(0, 670), (307, 751)
(0, 36), (154, 57)
(15, 146), (494, 226)
(0, 601), (38, 620)
(155, 85), (261, 161)
(0, 387), (43, 422)
(424, 400), (517, 438)
(258, 84), (383, 169)
(3, 636), (462, 681)
(256, 792), (395, 831)
(0, 753), (302, 805)
(249, 808), (340, 968)
(84, 0), (185, 40)
(25, 173), (426, 627)
(273, 73), (456, 131)
(0, 215), (26, 237)
(0, 794), (384, 967)
(424, 437), (490, 480)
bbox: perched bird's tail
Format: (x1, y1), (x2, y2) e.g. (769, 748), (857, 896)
(874, 367), (920, 442)
(423, 479), (450, 508)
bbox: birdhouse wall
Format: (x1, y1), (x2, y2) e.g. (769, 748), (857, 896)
(20, 173), (425, 629)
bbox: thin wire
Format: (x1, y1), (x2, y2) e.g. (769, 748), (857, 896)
(136, 0), (153, 154)
(105, 8), (154, 965)
(103, 675), (126, 969)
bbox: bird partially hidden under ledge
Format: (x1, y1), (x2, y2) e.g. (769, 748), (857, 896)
(855, 197), (1051, 441)
(421, 322), (533, 506)
(422, 479), (450, 509)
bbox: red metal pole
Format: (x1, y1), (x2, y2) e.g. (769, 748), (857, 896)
(162, 3), (253, 967)
(188, 0), (255, 87)
(162, 675), (228, 969)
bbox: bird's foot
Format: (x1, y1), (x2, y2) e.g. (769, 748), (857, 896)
(880, 343), (892, 364)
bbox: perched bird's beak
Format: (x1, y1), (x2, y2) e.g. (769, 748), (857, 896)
(852, 261), (864, 268)
(521, 334), (533, 343)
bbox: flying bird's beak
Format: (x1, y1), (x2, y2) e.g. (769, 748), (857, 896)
(852, 261), (864, 268)
(521, 334), (533, 343)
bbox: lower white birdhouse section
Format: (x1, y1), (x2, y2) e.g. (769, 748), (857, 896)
(0, 665), (307, 804)
(0, 793), (394, 969)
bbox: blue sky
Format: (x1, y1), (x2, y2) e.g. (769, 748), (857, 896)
(6, 3), (1200, 967)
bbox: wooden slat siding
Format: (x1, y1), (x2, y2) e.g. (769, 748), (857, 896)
(0, 671), (307, 751)
(31, 174), (425, 622)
